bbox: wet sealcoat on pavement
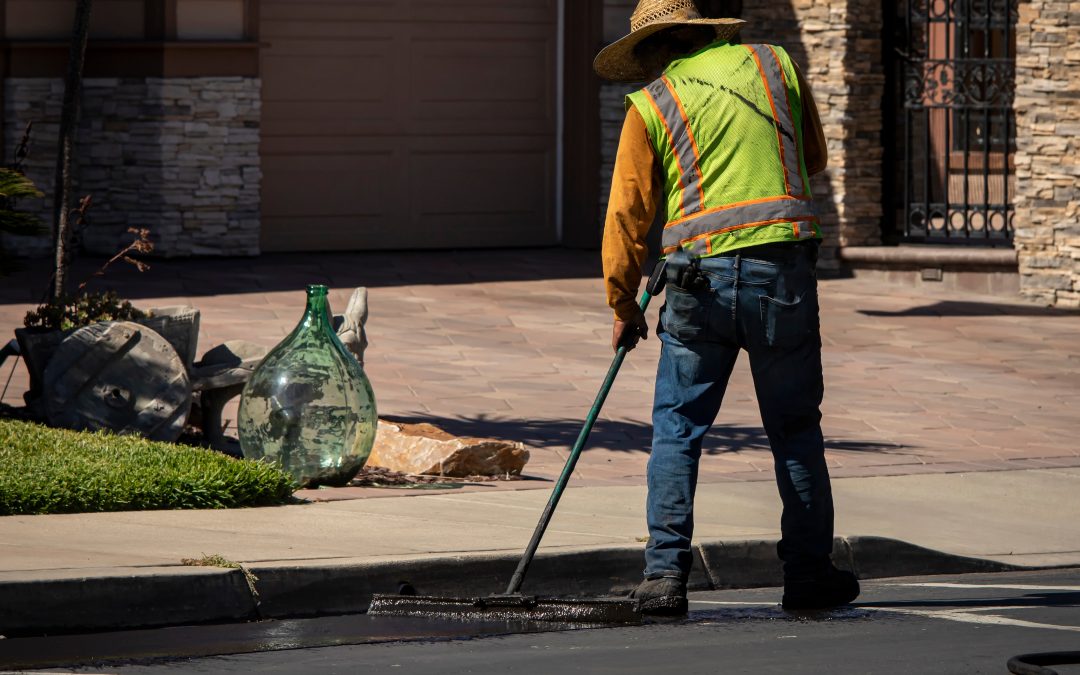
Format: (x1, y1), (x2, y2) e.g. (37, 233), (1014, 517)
(3, 568), (1080, 674)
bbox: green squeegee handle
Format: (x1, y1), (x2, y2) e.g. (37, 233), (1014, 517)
(504, 261), (667, 596)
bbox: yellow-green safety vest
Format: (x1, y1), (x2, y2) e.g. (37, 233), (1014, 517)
(626, 41), (820, 257)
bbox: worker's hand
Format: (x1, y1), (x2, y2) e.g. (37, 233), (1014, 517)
(612, 312), (649, 353)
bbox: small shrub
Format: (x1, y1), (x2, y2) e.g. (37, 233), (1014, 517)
(0, 167), (44, 237)
(25, 226), (154, 330)
(0, 419), (296, 515)
(23, 290), (146, 331)
(0, 164), (46, 277)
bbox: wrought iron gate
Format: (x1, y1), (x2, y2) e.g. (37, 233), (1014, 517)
(891, 0), (1017, 245)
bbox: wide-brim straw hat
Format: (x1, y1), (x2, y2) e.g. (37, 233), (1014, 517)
(594, 0), (746, 82)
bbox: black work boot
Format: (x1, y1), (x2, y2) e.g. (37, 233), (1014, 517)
(782, 565), (860, 610)
(629, 576), (688, 615)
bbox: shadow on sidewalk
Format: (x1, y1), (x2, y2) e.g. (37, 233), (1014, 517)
(388, 414), (911, 457)
(858, 301), (1079, 318)
(0, 248), (603, 304)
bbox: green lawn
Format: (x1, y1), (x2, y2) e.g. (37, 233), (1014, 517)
(0, 419), (295, 515)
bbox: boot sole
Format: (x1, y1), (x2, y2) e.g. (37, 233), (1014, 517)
(637, 596), (688, 616)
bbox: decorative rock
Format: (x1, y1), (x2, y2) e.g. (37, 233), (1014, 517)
(138, 306), (200, 370)
(366, 420), (530, 478)
(42, 321), (191, 442)
(332, 287), (368, 366)
(13, 327), (67, 410)
(192, 340), (269, 391)
(191, 340), (270, 454)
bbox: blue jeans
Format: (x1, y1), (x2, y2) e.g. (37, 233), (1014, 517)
(645, 242), (834, 581)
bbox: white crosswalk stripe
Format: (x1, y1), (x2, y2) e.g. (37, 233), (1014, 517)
(869, 606), (1080, 633)
(885, 582), (1080, 592)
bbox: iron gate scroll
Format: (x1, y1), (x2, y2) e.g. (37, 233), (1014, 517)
(896, 0), (1017, 244)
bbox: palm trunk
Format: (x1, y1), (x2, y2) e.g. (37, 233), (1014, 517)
(51, 0), (94, 302)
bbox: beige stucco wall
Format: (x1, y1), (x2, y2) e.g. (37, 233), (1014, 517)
(3, 0), (244, 41)
(5, 0), (145, 40)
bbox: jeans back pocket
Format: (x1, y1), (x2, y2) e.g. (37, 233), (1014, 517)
(662, 285), (713, 342)
(759, 293), (812, 348)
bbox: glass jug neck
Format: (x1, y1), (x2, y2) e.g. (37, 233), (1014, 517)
(302, 285), (332, 328)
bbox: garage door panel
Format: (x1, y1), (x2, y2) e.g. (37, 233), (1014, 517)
(261, 153), (404, 219)
(261, 214), (553, 251)
(262, 215), (406, 251)
(262, 117), (548, 141)
(262, 0), (555, 25)
(263, 34), (553, 137)
(262, 51), (394, 106)
(260, 31), (396, 59)
(263, 137), (549, 209)
(408, 146), (554, 249)
(403, 213), (556, 249)
(412, 0), (556, 23)
(411, 150), (551, 216)
(411, 38), (554, 124)
(260, 0), (556, 252)
(262, 132), (550, 156)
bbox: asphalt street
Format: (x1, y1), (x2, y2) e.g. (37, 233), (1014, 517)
(4, 569), (1079, 674)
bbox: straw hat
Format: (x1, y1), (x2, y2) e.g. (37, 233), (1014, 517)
(594, 0), (745, 82)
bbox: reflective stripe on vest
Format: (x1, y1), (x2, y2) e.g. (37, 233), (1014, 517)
(641, 76), (704, 218)
(664, 196), (817, 256)
(634, 43), (817, 255)
(745, 43), (805, 198)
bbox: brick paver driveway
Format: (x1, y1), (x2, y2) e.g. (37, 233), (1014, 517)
(3, 249), (1077, 492)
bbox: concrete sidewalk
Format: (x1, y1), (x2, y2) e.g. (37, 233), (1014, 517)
(1, 249), (1078, 634)
(4, 466), (1075, 570)
(2, 469), (1077, 572)
(0, 468), (1078, 634)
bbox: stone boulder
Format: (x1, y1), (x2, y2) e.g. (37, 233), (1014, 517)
(366, 420), (529, 477)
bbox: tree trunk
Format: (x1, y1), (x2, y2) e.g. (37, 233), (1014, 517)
(51, 0), (94, 302)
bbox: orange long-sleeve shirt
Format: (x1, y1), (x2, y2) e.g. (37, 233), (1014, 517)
(601, 65), (828, 322)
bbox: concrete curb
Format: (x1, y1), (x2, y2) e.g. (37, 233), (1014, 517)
(0, 536), (1037, 636)
(0, 566), (257, 635)
(837, 245), (1018, 268)
(698, 536), (1023, 590)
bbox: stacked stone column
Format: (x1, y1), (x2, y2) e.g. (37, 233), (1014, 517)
(741, 0), (885, 270)
(2, 77), (261, 258)
(1013, 0), (1080, 307)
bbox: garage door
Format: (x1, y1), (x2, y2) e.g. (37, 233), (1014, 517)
(259, 1), (559, 252)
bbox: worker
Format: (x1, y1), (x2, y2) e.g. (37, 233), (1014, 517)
(594, 0), (860, 614)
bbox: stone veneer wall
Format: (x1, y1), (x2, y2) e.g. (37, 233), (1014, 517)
(1013, 1), (1080, 307)
(740, 0), (884, 270)
(3, 77), (261, 258)
(597, 0), (884, 271)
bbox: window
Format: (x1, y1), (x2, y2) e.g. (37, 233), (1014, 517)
(176, 0), (245, 40)
(5, 0), (145, 40)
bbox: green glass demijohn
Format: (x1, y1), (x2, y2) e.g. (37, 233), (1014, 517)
(238, 285), (377, 488)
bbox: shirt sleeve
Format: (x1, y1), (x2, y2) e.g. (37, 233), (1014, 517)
(601, 105), (660, 322)
(795, 63), (828, 176)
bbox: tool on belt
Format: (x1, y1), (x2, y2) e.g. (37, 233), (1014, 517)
(664, 250), (708, 292)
